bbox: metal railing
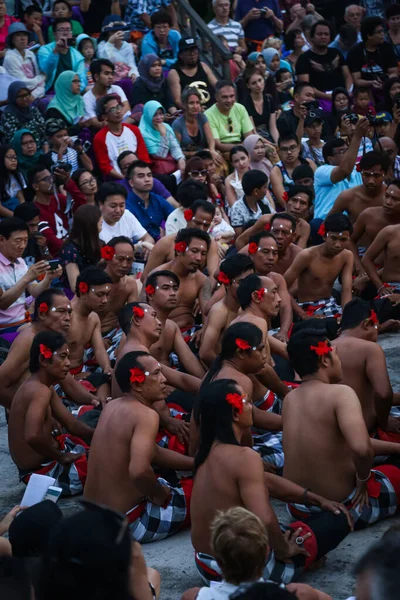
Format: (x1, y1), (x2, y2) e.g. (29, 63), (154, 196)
(174, 0), (232, 79)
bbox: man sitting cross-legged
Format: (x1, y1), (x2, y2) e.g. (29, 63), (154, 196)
(84, 351), (194, 542)
(191, 378), (351, 586)
(284, 326), (400, 529)
(284, 213), (353, 320)
(8, 331), (93, 496)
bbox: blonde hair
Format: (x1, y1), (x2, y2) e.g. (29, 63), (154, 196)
(211, 507), (269, 585)
(261, 37), (282, 52)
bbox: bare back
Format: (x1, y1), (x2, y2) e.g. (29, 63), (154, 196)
(100, 276), (138, 333)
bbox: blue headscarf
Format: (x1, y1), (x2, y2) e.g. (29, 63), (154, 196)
(5, 81), (33, 122)
(139, 100), (171, 155)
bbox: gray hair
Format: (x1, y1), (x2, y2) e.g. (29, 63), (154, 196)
(181, 86), (202, 105)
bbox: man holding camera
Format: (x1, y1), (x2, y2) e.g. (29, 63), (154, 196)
(277, 81), (331, 140)
(235, 0), (283, 51)
(38, 17), (87, 93)
(45, 119), (93, 175)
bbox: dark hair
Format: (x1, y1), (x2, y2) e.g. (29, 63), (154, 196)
(353, 85), (371, 99)
(278, 133), (299, 147)
(181, 86), (202, 105)
(0, 217), (28, 239)
(75, 266), (112, 297)
(386, 4), (400, 19)
(230, 145), (249, 162)
(310, 19), (332, 39)
(388, 179), (400, 191)
(219, 254), (254, 281)
(90, 59), (114, 81)
(284, 28), (302, 51)
(191, 198), (216, 218)
(236, 273), (264, 310)
(275, 68), (291, 83)
(98, 182), (127, 203)
(286, 184), (314, 205)
(242, 169), (269, 196)
(243, 65), (260, 85)
(174, 228), (211, 251)
(116, 150), (135, 170)
(231, 582), (297, 600)
(361, 16), (384, 42)
(71, 168), (98, 197)
(14, 202), (40, 222)
(176, 179), (208, 209)
(184, 156), (206, 180)
(127, 160), (151, 180)
(118, 302), (149, 335)
(115, 350), (150, 392)
(215, 80), (236, 95)
(0, 556), (31, 600)
(107, 235), (135, 251)
(341, 298), (373, 331)
(293, 81), (314, 97)
(322, 138), (346, 163)
(63, 204), (102, 265)
(359, 151), (390, 172)
(53, 0), (72, 12)
(194, 379), (242, 472)
(33, 289), (66, 322)
(27, 164), (49, 187)
(29, 331), (67, 373)
(287, 325), (332, 376)
(353, 533), (400, 600)
(144, 270), (180, 297)
(271, 212), (297, 231)
(331, 87), (351, 117)
(45, 118), (68, 138)
(339, 23), (358, 46)
(292, 163), (314, 183)
(196, 149), (213, 162)
(248, 230), (277, 247)
(52, 17), (71, 32)
(96, 93), (122, 120)
(24, 4), (43, 15)
(324, 212), (353, 234)
(150, 8), (172, 27)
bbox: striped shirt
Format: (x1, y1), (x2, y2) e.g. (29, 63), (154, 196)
(207, 18), (244, 50)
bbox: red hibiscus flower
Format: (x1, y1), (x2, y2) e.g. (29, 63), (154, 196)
(145, 284), (155, 296)
(184, 209), (193, 222)
(248, 242), (258, 255)
(78, 282), (89, 294)
(310, 341), (332, 356)
(236, 338), (251, 350)
(217, 271), (230, 285)
(129, 367), (146, 383)
(370, 310), (378, 325)
(39, 302), (49, 314)
(282, 192), (289, 202)
(317, 223), (326, 237)
(255, 288), (265, 301)
(101, 245), (115, 261)
(132, 306), (145, 318)
(175, 241), (187, 253)
(356, 163), (362, 172)
(39, 344), (53, 359)
(264, 223), (271, 231)
(226, 392), (245, 414)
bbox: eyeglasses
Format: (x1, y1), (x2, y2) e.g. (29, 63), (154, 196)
(56, 27), (72, 33)
(21, 139), (36, 146)
(105, 104), (123, 115)
(5, 154), (17, 161)
(189, 169), (208, 178)
(227, 117), (233, 133)
(80, 176), (96, 186)
(280, 145), (298, 154)
(37, 175), (53, 184)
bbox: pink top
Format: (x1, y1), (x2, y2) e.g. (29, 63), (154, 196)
(0, 251), (28, 327)
(0, 16), (18, 51)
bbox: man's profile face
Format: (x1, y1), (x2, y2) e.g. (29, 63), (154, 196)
(133, 355), (167, 402)
(42, 295), (72, 335)
(383, 184), (400, 216)
(98, 65), (115, 87)
(258, 276), (281, 318)
(0, 230), (28, 261)
(46, 343), (71, 381)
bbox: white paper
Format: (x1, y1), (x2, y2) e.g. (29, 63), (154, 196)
(21, 473), (56, 507)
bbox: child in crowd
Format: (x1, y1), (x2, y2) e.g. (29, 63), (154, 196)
(47, 0), (84, 42)
(208, 204), (235, 243)
(77, 34), (97, 86)
(97, 15), (138, 83)
(301, 112), (325, 166)
(22, 5), (45, 46)
(352, 86), (376, 118)
(275, 67), (294, 109)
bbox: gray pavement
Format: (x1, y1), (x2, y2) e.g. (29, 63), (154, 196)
(1, 333), (400, 599)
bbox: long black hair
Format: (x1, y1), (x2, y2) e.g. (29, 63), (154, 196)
(0, 144), (26, 205)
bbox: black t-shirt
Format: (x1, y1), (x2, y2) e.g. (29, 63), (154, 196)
(243, 93), (276, 129)
(82, 0), (113, 35)
(296, 48), (345, 92)
(347, 42), (398, 81)
(277, 108), (331, 139)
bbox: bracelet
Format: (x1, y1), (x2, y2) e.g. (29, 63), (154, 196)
(377, 285), (385, 294)
(303, 487), (311, 507)
(356, 471), (371, 482)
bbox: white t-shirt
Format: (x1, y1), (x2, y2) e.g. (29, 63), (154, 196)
(165, 207), (186, 235)
(99, 210), (147, 244)
(83, 84), (128, 121)
(197, 582), (239, 599)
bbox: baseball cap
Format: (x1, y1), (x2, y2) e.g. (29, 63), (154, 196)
(101, 15), (130, 33)
(374, 111), (393, 123)
(304, 110), (324, 127)
(6, 22), (29, 47)
(179, 37), (198, 52)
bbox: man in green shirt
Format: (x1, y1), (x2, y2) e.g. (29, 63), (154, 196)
(205, 80), (254, 155)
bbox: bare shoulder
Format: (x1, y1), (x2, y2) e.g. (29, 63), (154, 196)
(148, 260), (174, 276)
(270, 271), (284, 285)
(340, 248), (353, 261)
(329, 383), (358, 401)
(88, 311), (101, 327)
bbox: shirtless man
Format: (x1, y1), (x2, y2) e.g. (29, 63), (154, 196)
(269, 213), (302, 276)
(84, 351), (194, 542)
(283, 326), (400, 530)
(191, 378), (351, 585)
(146, 228), (212, 338)
(8, 331), (93, 495)
(142, 200), (218, 284)
(144, 270), (205, 378)
(0, 289), (98, 410)
(285, 186), (312, 248)
(247, 231), (292, 342)
(373, 137), (399, 183)
(199, 254), (254, 367)
(284, 213), (353, 319)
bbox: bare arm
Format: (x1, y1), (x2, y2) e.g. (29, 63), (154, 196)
(206, 240), (220, 285)
(362, 227), (391, 291)
(270, 166), (285, 206)
(153, 445), (194, 471)
(199, 306), (222, 367)
(268, 112), (279, 144)
(0, 336), (31, 408)
(340, 250), (354, 308)
(201, 63), (217, 89)
(65, 263), (80, 292)
(161, 365), (201, 393)
(329, 120), (369, 184)
(24, 389), (68, 461)
(126, 278), (139, 303)
(252, 406), (282, 431)
(224, 176), (238, 208)
(365, 345), (393, 430)
(342, 65), (353, 93)
(173, 325), (205, 378)
(59, 373), (97, 406)
(296, 221), (310, 249)
(327, 189), (351, 218)
(199, 278), (213, 320)
(50, 389), (93, 442)
(275, 275), (292, 340)
(255, 363), (289, 398)
(350, 212), (369, 274)
(140, 238), (170, 282)
(167, 70), (182, 108)
(90, 318), (112, 374)
(283, 249), (310, 290)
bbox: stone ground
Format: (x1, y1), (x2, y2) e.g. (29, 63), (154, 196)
(1, 333), (400, 599)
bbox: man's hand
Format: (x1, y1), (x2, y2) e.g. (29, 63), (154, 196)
(0, 505), (25, 535)
(245, 7), (261, 21)
(59, 451), (85, 466)
(352, 477), (369, 511)
(352, 273), (369, 296)
(54, 167), (70, 184)
(54, 37), (67, 53)
(275, 527), (311, 562)
(379, 285), (396, 297)
(167, 418), (190, 444)
(58, 137), (71, 160)
(45, 265), (63, 281)
(109, 31), (125, 45)
(298, 102), (308, 120)
(274, 330), (289, 343)
(355, 116), (371, 137)
(317, 497), (353, 531)
(151, 483), (172, 507)
(263, 7), (274, 18)
(24, 260), (50, 284)
(372, 79), (383, 89)
(378, 319), (400, 333)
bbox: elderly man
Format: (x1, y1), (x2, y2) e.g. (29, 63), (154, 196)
(208, 0), (246, 52)
(205, 80), (254, 155)
(330, 4), (363, 47)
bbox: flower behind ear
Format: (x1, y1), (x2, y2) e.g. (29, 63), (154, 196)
(317, 223), (326, 237)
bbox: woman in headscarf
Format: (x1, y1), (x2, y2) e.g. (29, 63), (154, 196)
(262, 48), (292, 76)
(139, 100), (185, 176)
(45, 71), (85, 126)
(237, 52), (277, 105)
(11, 128), (43, 177)
(243, 134), (275, 178)
(130, 54), (177, 119)
(0, 81), (46, 148)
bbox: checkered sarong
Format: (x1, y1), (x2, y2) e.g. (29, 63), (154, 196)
(252, 430), (284, 470)
(18, 434), (88, 496)
(126, 477), (193, 543)
(288, 467), (399, 530)
(298, 297), (342, 318)
(254, 390), (283, 415)
(84, 326), (123, 365)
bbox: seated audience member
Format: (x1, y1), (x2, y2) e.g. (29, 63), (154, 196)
(167, 37), (217, 110)
(301, 112), (325, 167)
(284, 213), (353, 319)
(263, 212), (302, 275)
(1, 82), (46, 148)
(243, 134), (275, 178)
(141, 9), (181, 70)
(59, 205), (102, 292)
(71, 169), (98, 205)
(8, 500), (63, 559)
(98, 182), (154, 249)
(13, 202), (49, 266)
(182, 156), (219, 202)
(30, 164), (86, 257)
(46, 71), (85, 127)
(0, 0), (17, 59)
(83, 59), (131, 130)
(284, 327), (400, 530)
(276, 81), (318, 138)
(45, 119), (93, 175)
(165, 179), (208, 235)
(11, 129), (44, 179)
(191, 378), (350, 585)
(84, 351), (194, 542)
(139, 100), (185, 177)
(208, 0), (245, 52)
(329, 23), (358, 59)
(172, 87), (220, 160)
(196, 148), (227, 198)
(285, 186), (312, 248)
(225, 145), (251, 207)
(242, 66), (279, 144)
(327, 87), (351, 133)
(124, 0), (178, 39)
(22, 5), (45, 46)
(93, 94), (150, 180)
(37, 17), (87, 93)
(0, 144), (26, 216)
(230, 169), (272, 234)
(76, 34), (97, 86)
(351, 86), (375, 118)
(373, 111), (393, 139)
(205, 80), (254, 156)
(313, 119), (370, 221)
(47, 0), (83, 41)
(3, 23), (46, 99)
(270, 133), (316, 204)
(284, 27), (306, 71)
(292, 162), (315, 189)
(126, 161), (174, 241)
(8, 330), (93, 495)
(97, 16), (138, 83)
(0, 218), (61, 333)
(131, 54), (177, 118)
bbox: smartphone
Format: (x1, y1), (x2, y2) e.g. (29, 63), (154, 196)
(82, 140), (91, 152)
(67, 38), (75, 47)
(48, 259), (60, 271)
(43, 485), (63, 503)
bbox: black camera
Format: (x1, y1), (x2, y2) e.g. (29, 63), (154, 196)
(51, 161), (73, 173)
(366, 110), (375, 125)
(345, 113), (359, 125)
(304, 100), (319, 112)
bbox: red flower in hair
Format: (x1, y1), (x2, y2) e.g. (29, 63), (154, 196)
(175, 241), (187, 253)
(255, 287), (265, 301)
(132, 306), (145, 319)
(235, 338), (251, 350)
(129, 367), (146, 383)
(248, 242), (258, 255)
(101, 245), (115, 261)
(217, 271), (230, 285)
(370, 310), (378, 325)
(184, 209), (193, 222)
(39, 344), (53, 359)
(282, 192), (289, 202)
(310, 341), (332, 356)
(78, 282), (89, 294)
(264, 223), (271, 231)
(356, 163), (362, 172)
(39, 302), (49, 314)
(145, 284), (155, 296)
(226, 392), (245, 414)
(318, 223), (326, 237)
